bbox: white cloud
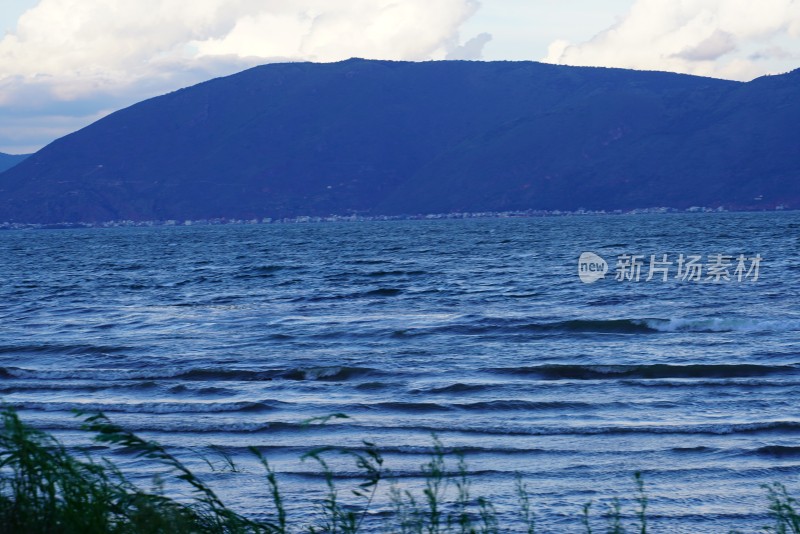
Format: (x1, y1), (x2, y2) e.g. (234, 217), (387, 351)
(675, 30), (736, 61)
(193, 0), (482, 61)
(446, 32), (493, 60)
(0, 0), (488, 152)
(543, 0), (800, 81)
(0, 0), (485, 96)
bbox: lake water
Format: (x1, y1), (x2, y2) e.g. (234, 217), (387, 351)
(1, 212), (799, 532)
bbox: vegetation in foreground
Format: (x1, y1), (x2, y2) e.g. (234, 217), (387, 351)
(0, 409), (798, 533)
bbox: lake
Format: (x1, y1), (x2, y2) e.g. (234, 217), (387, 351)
(1, 212), (799, 532)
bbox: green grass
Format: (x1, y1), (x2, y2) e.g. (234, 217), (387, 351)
(0, 408), (797, 533)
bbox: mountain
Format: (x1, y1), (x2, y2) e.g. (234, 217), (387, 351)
(0, 59), (798, 224)
(0, 153), (29, 174)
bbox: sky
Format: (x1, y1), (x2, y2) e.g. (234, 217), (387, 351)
(1, 0), (799, 154)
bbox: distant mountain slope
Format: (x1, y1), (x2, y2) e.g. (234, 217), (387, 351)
(0, 153), (29, 174)
(0, 60), (797, 224)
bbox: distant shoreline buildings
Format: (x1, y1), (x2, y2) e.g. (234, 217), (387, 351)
(0, 205), (793, 230)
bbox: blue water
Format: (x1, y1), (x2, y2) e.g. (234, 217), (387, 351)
(1, 212), (799, 532)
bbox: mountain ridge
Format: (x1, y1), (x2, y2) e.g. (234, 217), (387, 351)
(0, 153), (30, 174)
(0, 60), (798, 223)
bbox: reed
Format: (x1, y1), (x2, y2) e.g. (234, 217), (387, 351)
(0, 409), (792, 533)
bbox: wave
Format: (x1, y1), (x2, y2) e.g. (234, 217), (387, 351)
(363, 288), (403, 297)
(393, 316), (800, 337)
(174, 369), (279, 381)
(0, 365), (380, 382)
(454, 400), (597, 411)
(354, 381), (395, 390)
(619, 378), (800, 388)
(371, 402), (452, 412)
(7, 400), (283, 414)
(365, 270), (428, 277)
(671, 446), (717, 453)
(0, 343), (133, 356)
(641, 317), (800, 333)
(0, 380), (162, 393)
(388, 420), (800, 437)
(279, 366), (379, 381)
(748, 445), (800, 457)
(3, 362), (793, 385)
(365, 399), (610, 413)
(199, 443), (581, 456)
(414, 383), (493, 394)
(488, 363), (797, 380)
(29, 419), (330, 434)
(533, 319), (657, 334)
(391, 318), (655, 336)
(302, 288), (404, 301)
(233, 265), (298, 279)
(350, 258), (388, 265)
(27, 417), (800, 437)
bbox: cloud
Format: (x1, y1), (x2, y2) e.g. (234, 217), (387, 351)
(543, 0), (800, 81)
(446, 32), (493, 60)
(192, 1), (485, 62)
(674, 30), (736, 61)
(749, 45), (800, 61)
(0, 0), (487, 152)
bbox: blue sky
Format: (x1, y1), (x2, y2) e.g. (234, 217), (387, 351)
(1, 0), (798, 154)
(0, 1), (37, 34)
